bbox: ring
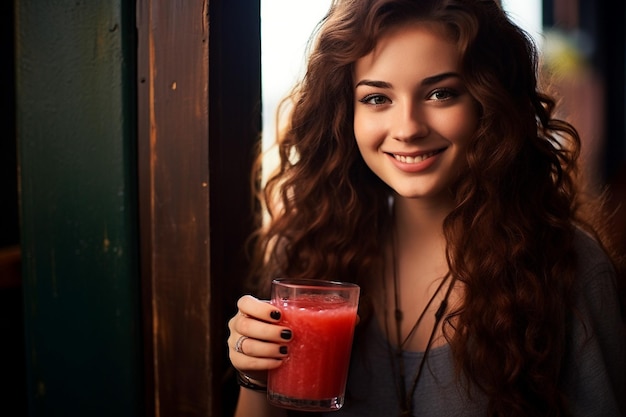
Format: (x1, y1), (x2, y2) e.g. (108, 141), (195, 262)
(235, 335), (249, 354)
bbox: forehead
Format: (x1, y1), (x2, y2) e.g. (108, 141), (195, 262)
(354, 21), (460, 78)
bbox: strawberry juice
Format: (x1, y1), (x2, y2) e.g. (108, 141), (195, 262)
(267, 279), (360, 411)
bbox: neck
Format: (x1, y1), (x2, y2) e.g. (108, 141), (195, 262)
(392, 194), (451, 252)
(382, 194), (452, 350)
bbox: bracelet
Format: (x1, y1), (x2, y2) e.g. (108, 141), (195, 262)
(236, 371), (267, 392)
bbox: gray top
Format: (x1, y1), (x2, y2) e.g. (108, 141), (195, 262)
(314, 231), (626, 416)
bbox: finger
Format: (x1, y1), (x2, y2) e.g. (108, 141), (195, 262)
(234, 314), (292, 343)
(228, 337), (286, 378)
(232, 336), (289, 359)
(226, 296), (291, 380)
(237, 295), (283, 323)
(230, 354), (283, 381)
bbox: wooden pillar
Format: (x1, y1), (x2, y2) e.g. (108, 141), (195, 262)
(137, 0), (260, 414)
(136, 0), (211, 415)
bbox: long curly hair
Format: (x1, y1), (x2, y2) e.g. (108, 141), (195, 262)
(248, 0), (611, 415)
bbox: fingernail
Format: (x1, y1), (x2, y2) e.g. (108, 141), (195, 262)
(280, 329), (292, 340)
(270, 310), (281, 320)
(279, 346), (288, 354)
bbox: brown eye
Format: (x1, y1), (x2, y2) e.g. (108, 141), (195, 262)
(428, 88), (457, 101)
(360, 94), (390, 105)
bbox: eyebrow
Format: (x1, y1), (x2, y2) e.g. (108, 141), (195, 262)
(354, 72), (461, 89)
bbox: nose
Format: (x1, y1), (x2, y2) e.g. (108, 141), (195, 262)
(391, 101), (428, 142)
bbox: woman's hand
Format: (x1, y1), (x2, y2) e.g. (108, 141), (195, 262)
(228, 295), (292, 384)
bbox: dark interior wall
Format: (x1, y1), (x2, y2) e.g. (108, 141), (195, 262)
(207, 0), (261, 412)
(0, 0), (26, 415)
(584, 0), (625, 182)
(1, 0), (18, 247)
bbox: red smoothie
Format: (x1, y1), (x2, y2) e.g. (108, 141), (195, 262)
(268, 294), (358, 408)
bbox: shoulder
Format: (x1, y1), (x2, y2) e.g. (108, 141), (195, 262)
(569, 228), (622, 327)
(568, 227), (622, 337)
(572, 228), (617, 292)
(563, 228), (626, 415)
(572, 228), (613, 269)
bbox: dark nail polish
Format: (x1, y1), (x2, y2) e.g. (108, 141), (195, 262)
(270, 310), (281, 320)
(279, 346), (288, 354)
(280, 329), (292, 340)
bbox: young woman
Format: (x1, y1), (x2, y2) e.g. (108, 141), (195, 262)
(227, 0), (626, 415)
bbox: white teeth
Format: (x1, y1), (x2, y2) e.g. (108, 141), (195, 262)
(393, 151), (438, 164)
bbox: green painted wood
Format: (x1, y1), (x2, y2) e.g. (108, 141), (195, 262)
(15, 1), (142, 416)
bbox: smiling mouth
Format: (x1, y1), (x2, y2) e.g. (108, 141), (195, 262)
(389, 149), (444, 164)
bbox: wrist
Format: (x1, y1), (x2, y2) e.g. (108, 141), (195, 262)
(236, 370), (268, 392)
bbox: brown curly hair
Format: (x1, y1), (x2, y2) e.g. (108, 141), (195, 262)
(247, 0), (614, 415)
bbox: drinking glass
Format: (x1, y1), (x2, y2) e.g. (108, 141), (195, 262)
(267, 278), (360, 411)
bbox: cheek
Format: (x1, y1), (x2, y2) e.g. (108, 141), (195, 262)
(440, 109), (479, 146)
(353, 113), (382, 147)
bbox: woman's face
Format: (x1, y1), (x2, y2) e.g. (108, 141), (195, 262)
(353, 22), (479, 202)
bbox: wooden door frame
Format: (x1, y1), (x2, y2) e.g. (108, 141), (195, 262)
(137, 0), (260, 415)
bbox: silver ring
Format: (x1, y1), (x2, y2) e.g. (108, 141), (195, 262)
(235, 335), (249, 354)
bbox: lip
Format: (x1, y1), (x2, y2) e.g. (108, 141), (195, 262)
(384, 148), (446, 173)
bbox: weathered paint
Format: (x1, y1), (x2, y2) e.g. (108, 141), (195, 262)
(16, 1), (142, 416)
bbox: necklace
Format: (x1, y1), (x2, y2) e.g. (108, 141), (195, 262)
(382, 227), (455, 417)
